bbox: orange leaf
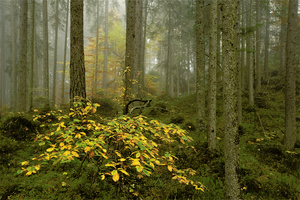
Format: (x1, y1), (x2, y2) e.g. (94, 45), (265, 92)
(89, 150), (95, 158)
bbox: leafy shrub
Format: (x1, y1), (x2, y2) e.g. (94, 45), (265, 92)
(18, 99), (204, 198)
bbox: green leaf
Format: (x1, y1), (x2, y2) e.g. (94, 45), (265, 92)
(137, 142), (146, 150)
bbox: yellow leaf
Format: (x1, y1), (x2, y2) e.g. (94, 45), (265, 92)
(75, 133), (81, 139)
(115, 151), (122, 157)
(62, 182), (67, 187)
(26, 171), (32, 176)
(101, 174), (105, 180)
(119, 169), (129, 176)
(131, 159), (140, 166)
(63, 151), (71, 156)
(105, 163), (116, 168)
(150, 162), (155, 169)
(46, 148), (55, 152)
(72, 151), (79, 157)
(34, 165), (40, 171)
(21, 161), (29, 166)
(44, 136), (50, 140)
(167, 165), (173, 172)
(119, 158), (126, 162)
(60, 142), (65, 147)
(112, 170), (119, 182)
(84, 146), (91, 153)
(80, 132), (86, 136)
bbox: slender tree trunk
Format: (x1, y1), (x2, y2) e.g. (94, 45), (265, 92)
(165, 6), (172, 96)
(62, 0), (69, 105)
(124, 0), (136, 112)
(52, 0), (59, 107)
(29, 0), (35, 110)
(140, 0), (148, 95)
(93, 0), (100, 97)
(255, 0), (261, 92)
(207, 0), (218, 150)
(70, 0), (86, 101)
(102, 0), (109, 90)
(134, 0), (143, 97)
(237, 0), (242, 124)
(17, 0), (28, 112)
(284, 0), (298, 150)
(1, 5), (6, 107)
(43, 0), (50, 106)
(240, 0), (246, 90)
(11, 0), (17, 110)
(222, 0), (241, 199)
(196, 0), (206, 133)
(264, 1), (270, 82)
(246, 0), (254, 106)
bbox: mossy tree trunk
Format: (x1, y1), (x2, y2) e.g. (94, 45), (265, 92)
(195, 0), (206, 133)
(61, 0), (70, 105)
(17, 0), (28, 112)
(70, 0), (86, 102)
(43, 0), (50, 106)
(222, 0), (241, 198)
(207, 0), (218, 150)
(284, 0), (298, 150)
(124, 0), (136, 112)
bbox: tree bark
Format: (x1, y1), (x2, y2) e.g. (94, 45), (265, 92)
(93, 0), (100, 97)
(284, 0), (298, 150)
(222, 0), (241, 199)
(70, 0), (86, 101)
(62, 0), (70, 105)
(134, 0), (143, 97)
(246, 0), (254, 106)
(124, 0), (136, 112)
(17, 0), (28, 112)
(255, 0), (261, 92)
(196, 0), (206, 133)
(11, 0), (17, 110)
(29, 0), (35, 110)
(43, 0), (50, 106)
(263, 1), (270, 82)
(52, 0), (59, 107)
(102, 0), (109, 90)
(207, 0), (218, 150)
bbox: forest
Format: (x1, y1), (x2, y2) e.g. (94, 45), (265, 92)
(0, 0), (299, 199)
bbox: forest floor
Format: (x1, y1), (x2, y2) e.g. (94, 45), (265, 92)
(0, 79), (299, 199)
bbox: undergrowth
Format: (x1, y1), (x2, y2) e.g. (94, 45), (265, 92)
(0, 85), (299, 199)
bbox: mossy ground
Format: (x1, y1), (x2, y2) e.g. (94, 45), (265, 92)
(0, 83), (299, 199)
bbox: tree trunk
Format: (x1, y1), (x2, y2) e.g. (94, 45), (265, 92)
(70, 0), (86, 101)
(93, 0), (100, 97)
(1, 4), (6, 107)
(237, 0), (242, 124)
(62, 0), (70, 105)
(17, 0), (28, 112)
(195, 0), (206, 133)
(52, 0), (59, 107)
(29, 0), (35, 110)
(124, 0), (136, 112)
(263, 1), (270, 82)
(11, 0), (17, 110)
(43, 0), (50, 106)
(246, 0), (254, 106)
(207, 0), (218, 150)
(134, 0), (143, 97)
(222, 0), (241, 199)
(255, 0), (261, 92)
(140, 0), (148, 95)
(284, 0), (298, 150)
(102, 0), (109, 90)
